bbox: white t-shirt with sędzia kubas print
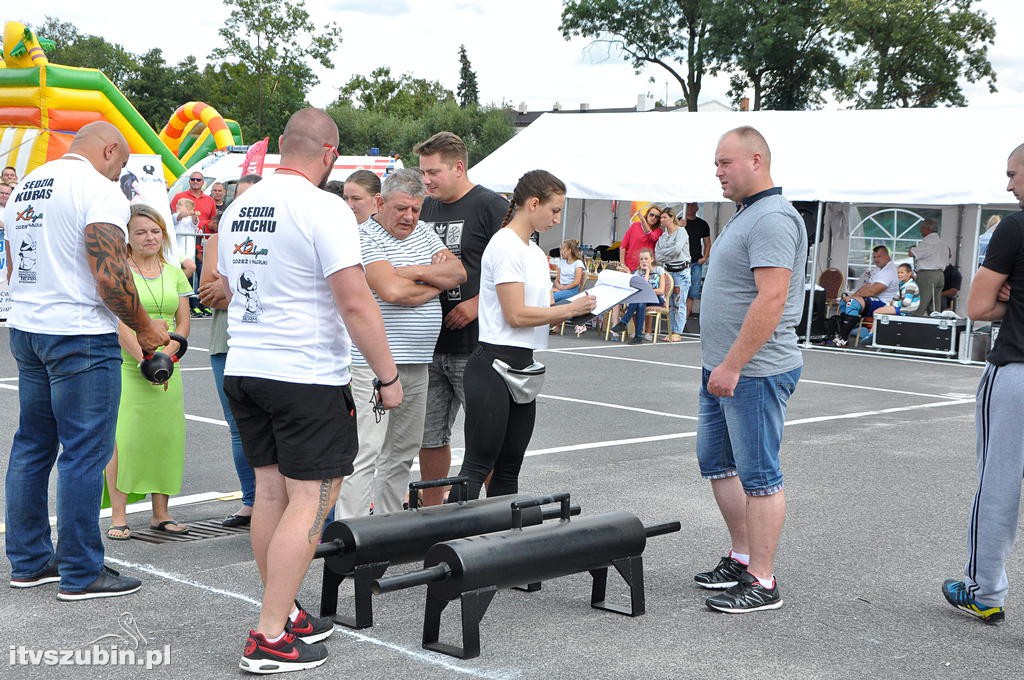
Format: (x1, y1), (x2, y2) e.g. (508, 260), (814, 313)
(478, 227), (552, 350)
(218, 173), (362, 386)
(3, 154), (130, 335)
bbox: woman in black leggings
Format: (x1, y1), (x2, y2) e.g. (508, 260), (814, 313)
(448, 170), (596, 501)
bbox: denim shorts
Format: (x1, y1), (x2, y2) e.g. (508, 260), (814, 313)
(696, 366), (801, 496)
(421, 352), (470, 448)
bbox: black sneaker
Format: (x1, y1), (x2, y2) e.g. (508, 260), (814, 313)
(630, 335), (644, 344)
(285, 601), (335, 643)
(10, 562), (59, 588)
(611, 321), (627, 334)
(240, 630), (328, 674)
(57, 566), (141, 601)
(706, 571), (783, 613)
(694, 555), (747, 589)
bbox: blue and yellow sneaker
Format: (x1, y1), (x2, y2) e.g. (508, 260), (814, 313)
(942, 579), (1005, 624)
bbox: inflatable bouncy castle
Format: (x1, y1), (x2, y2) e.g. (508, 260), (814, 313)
(0, 21), (242, 184)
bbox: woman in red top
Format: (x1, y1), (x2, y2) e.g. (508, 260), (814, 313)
(620, 205), (664, 271)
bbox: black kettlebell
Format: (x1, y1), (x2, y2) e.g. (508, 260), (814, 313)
(139, 333), (189, 385)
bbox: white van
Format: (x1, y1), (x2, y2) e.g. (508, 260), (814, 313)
(167, 150), (397, 201)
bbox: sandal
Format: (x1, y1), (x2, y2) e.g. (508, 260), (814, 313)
(106, 525), (131, 541)
(149, 520), (190, 535)
(668, 334), (683, 343)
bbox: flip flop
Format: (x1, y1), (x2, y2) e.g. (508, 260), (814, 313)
(149, 520), (190, 535)
(106, 525), (131, 541)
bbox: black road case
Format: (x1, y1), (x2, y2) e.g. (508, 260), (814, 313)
(871, 314), (966, 356)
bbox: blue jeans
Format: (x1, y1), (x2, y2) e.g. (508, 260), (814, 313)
(6, 329), (122, 590)
(696, 366), (801, 496)
(668, 269), (692, 334)
(210, 352), (254, 507)
(687, 262), (704, 300)
(620, 302), (647, 329)
(552, 288), (579, 302)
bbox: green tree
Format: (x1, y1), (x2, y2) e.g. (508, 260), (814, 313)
(831, 0), (996, 108)
(704, 1), (842, 110)
(560, 0), (711, 111)
(36, 16), (138, 90)
(457, 44), (480, 108)
(336, 67), (455, 118)
(326, 100), (514, 168)
(209, 0), (343, 144)
(122, 50), (207, 130)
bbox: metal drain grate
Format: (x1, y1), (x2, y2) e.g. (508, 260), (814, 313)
(130, 518), (249, 544)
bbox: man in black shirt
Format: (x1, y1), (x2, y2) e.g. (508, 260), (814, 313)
(942, 142), (1024, 625)
(684, 203), (713, 320)
(413, 132), (509, 505)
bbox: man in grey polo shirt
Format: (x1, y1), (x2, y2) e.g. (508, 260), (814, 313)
(693, 126), (806, 613)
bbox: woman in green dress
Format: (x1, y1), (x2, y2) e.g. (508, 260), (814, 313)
(104, 204), (192, 540)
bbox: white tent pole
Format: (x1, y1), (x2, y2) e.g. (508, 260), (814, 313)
(802, 202), (825, 348)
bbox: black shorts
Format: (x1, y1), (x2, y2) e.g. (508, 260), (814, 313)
(223, 376), (358, 481)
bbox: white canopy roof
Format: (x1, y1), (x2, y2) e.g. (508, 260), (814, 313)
(470, 108), (1022, 206)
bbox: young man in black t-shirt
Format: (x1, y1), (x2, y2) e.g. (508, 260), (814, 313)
(413, 132), (509, 505)
(684, 202), (712, 320)
(942, 142), (1024, 625)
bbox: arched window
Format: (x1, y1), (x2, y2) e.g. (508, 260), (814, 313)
(847, 207), (936, 289)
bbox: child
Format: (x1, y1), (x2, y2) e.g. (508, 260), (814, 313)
(173, 198), (200, 264)
(552, 239), (586, 302)
(610, 248), (669, 344)
(875, 263), (920, 316)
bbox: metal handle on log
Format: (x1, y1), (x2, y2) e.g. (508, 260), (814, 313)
(313, 538), (346, 560)
(510, 492), (571, 530)
(643, 521), (681, 538)
(542, 504), (582, 521)
(408, 476), (469, 508)
(372, 563), (451, 594)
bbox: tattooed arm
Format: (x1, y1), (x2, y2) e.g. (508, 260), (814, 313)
(84, 222), (170, 354)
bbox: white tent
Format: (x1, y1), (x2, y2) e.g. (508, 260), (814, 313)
(471, 107), (1022, 206)
(471, 107), (1021, 356)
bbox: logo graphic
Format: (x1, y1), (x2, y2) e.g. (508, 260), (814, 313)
(17, 234), (37, 283)
(233, 238), (269, 258)
(238, 270), (263, 323)
(16, 205), (42, 222)
(142, 164), (156, 176)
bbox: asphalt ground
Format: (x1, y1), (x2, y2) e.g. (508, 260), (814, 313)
(0, 321), (1012, 680)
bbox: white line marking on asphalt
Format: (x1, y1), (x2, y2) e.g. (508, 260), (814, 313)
(103, 558), (518, 679)
(548, 350), (969, 400)
(0, 383), (17, 391)
(520, 396), (974, 457)
(538, 394), (698, 420)
(0, 491), (233, 534)
(186, 414), (228, 426)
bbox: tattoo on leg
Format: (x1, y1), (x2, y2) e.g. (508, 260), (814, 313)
(308, 479), (332, 542)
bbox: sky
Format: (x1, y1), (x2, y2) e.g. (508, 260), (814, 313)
(15, 0), (1024, 115)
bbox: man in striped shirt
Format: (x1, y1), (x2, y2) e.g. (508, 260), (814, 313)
(337, 168), (466, 517)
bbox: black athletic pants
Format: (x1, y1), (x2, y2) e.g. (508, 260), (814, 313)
(448, 342), (536, 502)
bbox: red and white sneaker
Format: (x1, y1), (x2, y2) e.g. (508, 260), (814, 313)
(240, 630), (328, 674)
(284, 601), (335, 643)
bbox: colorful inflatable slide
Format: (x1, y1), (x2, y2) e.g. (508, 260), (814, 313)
(0, 21), (242, 184)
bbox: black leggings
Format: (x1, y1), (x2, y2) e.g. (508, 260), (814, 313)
(448, 343), (536, 502)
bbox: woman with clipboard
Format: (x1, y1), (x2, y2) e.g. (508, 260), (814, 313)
(448, 171), (595, 501)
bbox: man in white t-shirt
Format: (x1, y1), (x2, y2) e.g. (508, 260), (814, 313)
(339, 168), (466, 518)
(217, 108), (403, 674)
(4, 122), (170, 601)
(826, 245), (900, 346)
